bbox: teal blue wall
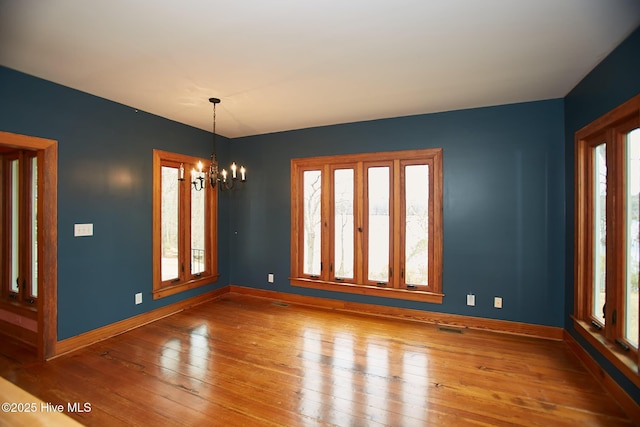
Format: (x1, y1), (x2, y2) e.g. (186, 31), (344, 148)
(564, 26), (640, 404)
(229, 100), (565, 327)
(0, 67), (231, 339)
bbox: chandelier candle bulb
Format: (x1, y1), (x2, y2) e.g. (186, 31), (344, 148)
(231, 162), (237, 179)
(240, 166), (246, 181)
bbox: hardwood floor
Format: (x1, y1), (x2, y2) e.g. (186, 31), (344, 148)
(0, 293), (633, 426)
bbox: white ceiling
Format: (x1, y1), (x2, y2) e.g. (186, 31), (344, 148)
(1, 1), (640, 138)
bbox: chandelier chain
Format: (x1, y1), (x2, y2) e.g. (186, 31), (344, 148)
(212, 100), (217, 153)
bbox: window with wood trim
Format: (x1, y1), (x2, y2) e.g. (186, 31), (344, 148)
(1, 149), (39, 306)
(290, 148), (443, 303)
(152, 149), (218, 299)
(574, 93), (640, 385)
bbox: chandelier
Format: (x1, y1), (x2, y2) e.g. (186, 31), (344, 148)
(190, 97), (246, 191)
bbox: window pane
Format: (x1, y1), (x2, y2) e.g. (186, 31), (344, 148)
(334, 169), (354, 279)
(304, 170), (322, 276)
(10, 159), (19, 294)
(625, 128), (640, 347)
(161, 166), (179, 281)
(368, 167), (389, 282)
(31, 156), (38, 298)
(405, 164), (429, 286)
(191, 183), (206, 275)
(593, 143), (607, 324)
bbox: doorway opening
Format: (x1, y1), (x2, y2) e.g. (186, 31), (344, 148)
(0, 131), (57, 360)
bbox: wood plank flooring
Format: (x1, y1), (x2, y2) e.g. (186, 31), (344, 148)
(0, 293), (634, 426)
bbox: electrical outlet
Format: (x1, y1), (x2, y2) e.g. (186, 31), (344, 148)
(494, 297), (503, 309)
(268, 273), (274, 283)
(466, 294), (475, 306)
(135, 293), (142, 305)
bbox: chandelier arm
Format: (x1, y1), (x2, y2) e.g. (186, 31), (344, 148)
(192, 175), (205, 191)
(224, 178), (235, 191)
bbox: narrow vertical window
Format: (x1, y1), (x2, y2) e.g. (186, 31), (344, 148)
(593, 143), (607, 324)
(625, 128), (640, 347)
(9, 158), (19, 294)
(161, 165), (180, 282)
(29, 155), (38, 299)
(303, 170), (322, 277)
(367, 166), (390, 283)
(2, 150), (38, 305)
(334, 168), (354, 280)
(404, 164), (429, 287)
(191, 182), (206, 275)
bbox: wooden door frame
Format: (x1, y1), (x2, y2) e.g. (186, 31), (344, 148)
(0, 131), (57, 360)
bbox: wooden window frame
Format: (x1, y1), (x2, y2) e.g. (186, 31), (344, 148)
(152, 149), (219, 299)
(573, 93), (640, 388)
(362, 159), (394, 287)
(329, 162), (359, 284)
(1, 149), (39, 306)
(291, 148), (443, 304)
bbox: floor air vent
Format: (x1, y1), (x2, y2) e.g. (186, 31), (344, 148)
(438, 327), (463, 334)
(272, 301), (289, 307)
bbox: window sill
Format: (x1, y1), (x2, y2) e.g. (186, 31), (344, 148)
(0, 299), (37, 317)
(290, 277), (443, 304)
(572, 317), (639, 389)
(153, 274), (219, 300)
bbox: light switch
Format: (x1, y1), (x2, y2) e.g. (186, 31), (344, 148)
(74, 223), (93, 237)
